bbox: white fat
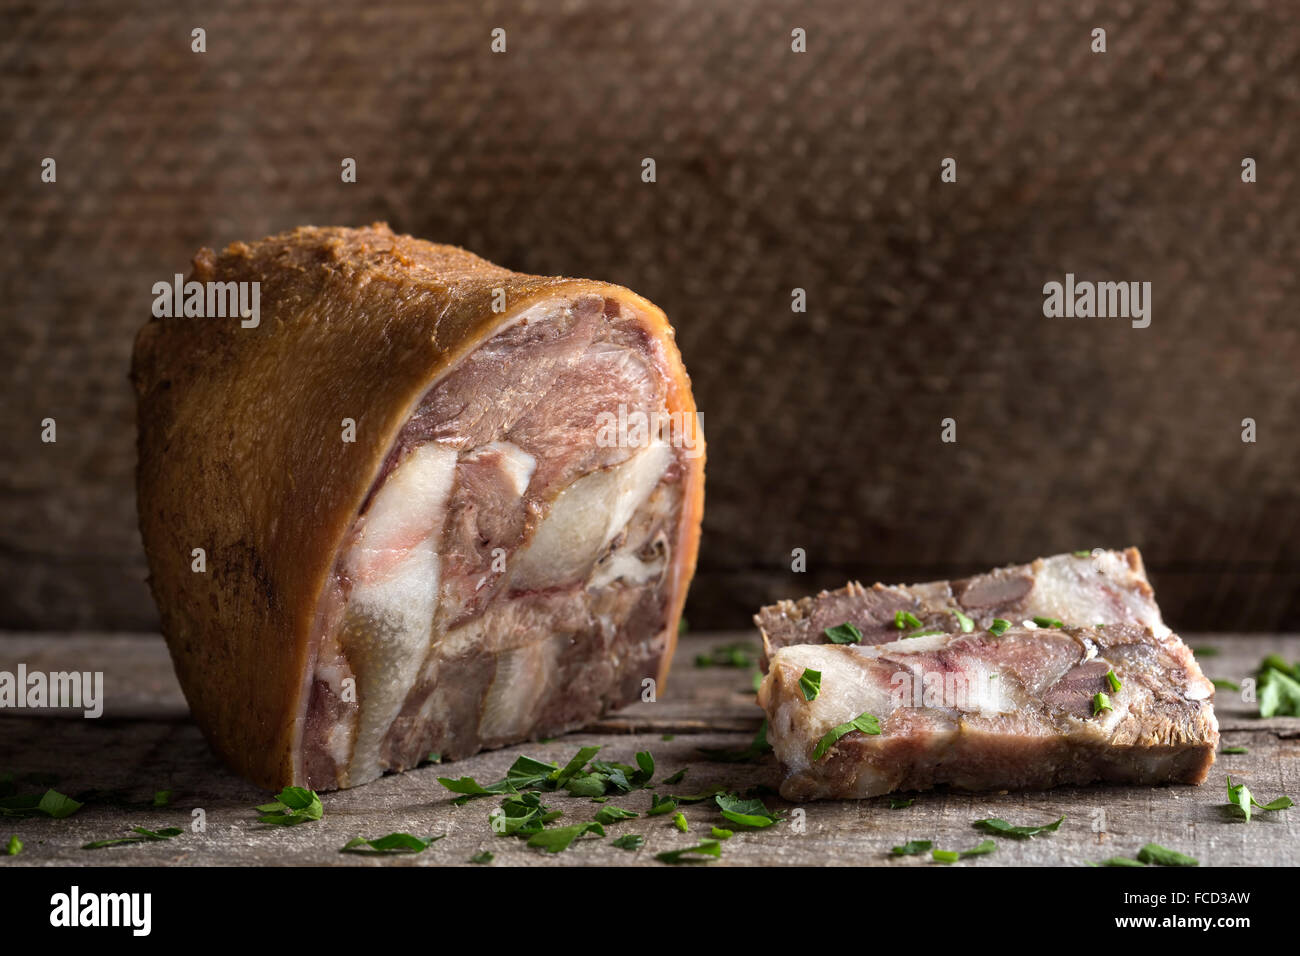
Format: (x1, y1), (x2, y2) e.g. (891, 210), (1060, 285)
(343, 444), (458, 784)
(477, 634), (563, 741)
(510, 438), (673, 590)
(465, 440), (536, 496)
(590, 549), (665, 589)
(1028, 552), (1169, 636)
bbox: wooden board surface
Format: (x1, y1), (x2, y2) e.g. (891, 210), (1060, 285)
(0, 631), (1296, 866)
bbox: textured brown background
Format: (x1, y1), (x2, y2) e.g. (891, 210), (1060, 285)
(2, 0), (1298, 632)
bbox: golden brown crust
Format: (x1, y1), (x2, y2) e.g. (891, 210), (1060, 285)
(132, 224), (704, 789)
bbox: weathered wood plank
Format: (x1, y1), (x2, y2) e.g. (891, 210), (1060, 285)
(0, 631), (1296, 866)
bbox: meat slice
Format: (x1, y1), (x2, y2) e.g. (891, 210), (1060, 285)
(758, 623), (1218, 800)
(132, 225), (705, 791)
(755, 548), (1164, 669)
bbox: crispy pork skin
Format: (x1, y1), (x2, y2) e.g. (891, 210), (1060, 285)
(755, 549), (1165, 669)
(759, 623), (1218, 801)
(132, 225), (704, 791)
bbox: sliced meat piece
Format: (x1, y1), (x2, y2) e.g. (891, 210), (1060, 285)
(758, 622), (1217, 800)
(132, 224), (705, 791)
(754, 548), (1165, 668)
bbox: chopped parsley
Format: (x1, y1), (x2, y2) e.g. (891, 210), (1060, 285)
(1136, 843), (1199, 866)
(673, 811), (689, 832)
(711, 826), (733, 840)
(0, 789), (82, 819)
(527, 821), (605, 853)
(891, 839), (931, 856)
(1106, 670), (1122, 693)
(1092, 692), (1113, 715)
(988, 619), (1011, 637)
(974, 815), (1065, 838)
(341, 833), (440, 854)
(611, 833), (645, 851)
(812, 712), (881, 760)
(82, 827), (183, 850)
(255, 786), (323, 826)
(648, 794), (678, 816)
(950, 609), (975, 632)
(655, 839), (721, 864)
(1257, 654), (1300, 718)
(715, 792), (780, 829)
(799, 668), (822, 701)
(1087, 856), (1147, 867)
(1032, 616), (1064, 629)
(662, 768), (688, 786)
(3, 835), (20, 856)
(593, 804), (639, 825)
(824, 622), (863, 645)
(894, 611), (923, 631)
(1226, 775), (1293, 823)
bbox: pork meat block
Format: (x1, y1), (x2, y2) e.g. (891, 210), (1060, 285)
(759, 624), (1218, 801)
(132, 225), (705, 791)
(755, 548), (1166, 669)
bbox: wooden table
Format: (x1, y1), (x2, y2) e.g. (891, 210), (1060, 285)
(1, 631), (1296, 866)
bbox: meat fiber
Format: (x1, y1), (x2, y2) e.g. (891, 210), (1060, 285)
(756, 549), (1219, 800)
(755, 548), (1166, 669)
(132, 225), (705, 791)
(759, 622), (1218, 800)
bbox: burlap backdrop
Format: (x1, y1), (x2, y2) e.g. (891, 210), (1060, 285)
(3, 0), (1298, 632)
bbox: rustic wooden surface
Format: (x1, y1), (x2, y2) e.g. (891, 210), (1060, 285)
(0, 630), (1296, 867)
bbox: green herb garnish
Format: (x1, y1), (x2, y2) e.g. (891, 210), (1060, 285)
(153, 790), (172, 807)
(341, 833), (440, 854)
(3, 835), (20, 856)
(1257, 655), (1300, 718)
(469, 850), (493, 863)
(526, 821), (605, 854)
(891, 839), (931, 856)
(255, 786), (323, 826)
(648, 794), (678, 816)
(1221, 746), (1248, 755)
(799, 668), (822, 701)
(1212, 678), (1240, 691)
(1136, 843), (1198, 866)
(663, 768), (688, 786)
(82, 826), (183, 850)
(1226, 775), (1293, 823)
(0, 789), (82, 819)
(1087, 856), (1147, 867)
(889, 797), (914, 809)
(824, 622), (863, 645)
(1032, 616), (1063, 629)
(951, 609), (975, 632)
(695, 642), (757, 667)
(672, 811), (688, 832)
(711, 826), (733, 840)
(988, 619), (1011, 637)
(715, 792), (780, 829)
(894, 611), (923, 631)
(593, 804), (639, 825)
(973, 815), (1065, 838)
(655, 839), (721, 864)
(611, 833), (645, 851)
(1092, 692), (1113, 715)
(812, 712), (881, 760)
(1106, 671), (1121, 693)
(905, 629), (945, 639)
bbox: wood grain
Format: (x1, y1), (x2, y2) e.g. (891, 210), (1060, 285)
(1, 631), (1296, 866)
